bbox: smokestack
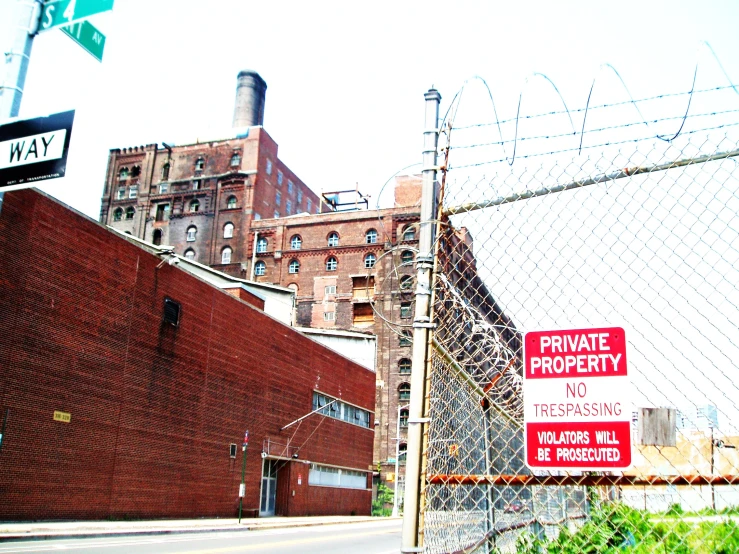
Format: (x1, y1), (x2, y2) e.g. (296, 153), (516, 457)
(232, 70), (267, 128)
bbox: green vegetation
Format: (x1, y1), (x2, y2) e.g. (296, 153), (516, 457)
(372, 481), (394, 516)
(513, 502), (739, 553)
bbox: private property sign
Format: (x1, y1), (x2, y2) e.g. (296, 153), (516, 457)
(523, 327), (632, 470)
(0, 111), (74, 191)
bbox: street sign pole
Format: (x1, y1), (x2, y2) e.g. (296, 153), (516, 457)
(238, 430), (249, 523)
(0, 0), (42, 214)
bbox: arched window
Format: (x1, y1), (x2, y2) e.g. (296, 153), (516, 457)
(399, 383), (411, 401)
(131, 165), (141, 178)
(400, 275), (414, 290)
(223, 222), (234, 238)
(152, 229), (162, 246)
(403, 225), (416, 241)
(254, 261), (266, 276)
(326, 256), (337, 271)
(185, 249), (195, 260)
(288, 259), (300, 274)
(195, 157), (204, 171)
(125, 207), (135, 220)
(186, 226), (197, 242)
(399, 358), (412, 374)
(227, 196), (237, 209)
(290, 235), (302, 250)
(257, 237), (268, 253)
(327, 232), (339, 247)
(118, 167), (129, 180)
(230, 153), (241, 167)
(365, 228), (378, 244)
(399, 409), (409, 428)
(364, 253), (376, 269)
(161, 163), (170, 180)
(401, 250), (415, 265)
(189, 199), (200, 212)
(221, 247), (232, 264)
(113, 207), (123, 221)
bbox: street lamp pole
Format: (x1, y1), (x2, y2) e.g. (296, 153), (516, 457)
(392, 404), (409, 517)
(239, 430), (249, 523)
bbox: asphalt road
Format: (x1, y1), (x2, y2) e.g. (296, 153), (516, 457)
(0, 521), (402, 554)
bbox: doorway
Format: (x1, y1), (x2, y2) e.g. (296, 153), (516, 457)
(260, 459), (278, 516)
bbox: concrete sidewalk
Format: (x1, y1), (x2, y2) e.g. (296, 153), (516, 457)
(0, 515), (399, 542)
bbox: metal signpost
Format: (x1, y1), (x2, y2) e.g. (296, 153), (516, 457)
(524, 326), (632, 470)
(238, 430), (249, 523)
(0, 110), (75, 192)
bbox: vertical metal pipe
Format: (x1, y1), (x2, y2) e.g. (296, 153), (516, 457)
(401, 87), (440, 552)
(0, 0), (39, 213)
(250, 231), (258, 281)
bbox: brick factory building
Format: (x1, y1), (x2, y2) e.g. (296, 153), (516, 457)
(0, 189), (375, 520)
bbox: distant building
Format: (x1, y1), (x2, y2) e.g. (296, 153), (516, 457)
(0, 189), (375, 520)
(100, 70), (329, 274)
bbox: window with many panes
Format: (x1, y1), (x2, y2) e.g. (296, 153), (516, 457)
(195, 157), (204, 171)
(230, 153), (241, 167)
(223, 223), (234, 238)
(323, 312), (335, 321)
(227, 196), (237, 209)
(155, 203), (169, 221)
(286, 200), (292, 215)
(254, 261), (266, 276)
(116, 188), (125, 200)
(400, 302), (412, 319)
(287, 180), (294, 194)
(189, 199), (200, 212)
(161, 163), (170, 180)
(324, 285), (336, 295)
(365, 229), (377, 244)
(275, 191), (281, 206)
(399, 383), (411, 401)
(297, 190), (303, 203)
(401, 250), (414, 265)
(328, 232), (339, 247)
(257, 237), (268, 253)
(266, 159), (272, 174)
(129, 185), (138, 198)
(326, 257), (337, 271)
(158, 183), (168, 194)
(277, 170), (283, 185)
(400, 275), (413, 291)
(309, 463), (367, 489)
(312, 392), (371, 429)
(399, 331), (412, 346)
(118, 167), (129, 181)
(399, 358), (412, 373)
(364, 253), (376, 269)
(288, 259), (300, 274)
(403, 225), (416, 241)
(290, 235), (302, 250)
(221, 247), (232, 264)
(399, 409), (409, 428)
(307, 198), (312, 212)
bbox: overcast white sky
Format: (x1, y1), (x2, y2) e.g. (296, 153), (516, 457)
(1, 0), (736, 218)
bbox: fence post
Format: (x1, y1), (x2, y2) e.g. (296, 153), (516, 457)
(400, 87), (440, 553)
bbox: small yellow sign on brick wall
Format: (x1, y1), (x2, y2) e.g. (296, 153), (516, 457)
(53, 411), (71, 423)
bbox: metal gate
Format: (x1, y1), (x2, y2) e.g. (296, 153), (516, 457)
(403, 77), (739, 552)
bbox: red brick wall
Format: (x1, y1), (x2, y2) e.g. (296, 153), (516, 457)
(0, 189), (374, 520)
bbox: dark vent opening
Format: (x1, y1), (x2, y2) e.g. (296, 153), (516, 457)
(163, 298), (181, 326)
(229, 444), (237, 458)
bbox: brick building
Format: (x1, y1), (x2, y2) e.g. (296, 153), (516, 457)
(99, 70), (327, 275)
(0, 188), (375, 520)
(249, 178), (423, 482)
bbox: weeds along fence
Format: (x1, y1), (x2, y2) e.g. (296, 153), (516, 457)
(409, 78), (739, 553)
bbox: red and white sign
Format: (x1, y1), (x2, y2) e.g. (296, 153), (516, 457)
(524, 327), (632, 470)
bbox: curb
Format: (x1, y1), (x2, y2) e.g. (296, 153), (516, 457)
(0, 517), (398, 543)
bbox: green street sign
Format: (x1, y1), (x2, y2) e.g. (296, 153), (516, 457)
(39, 0), (115, 32)
(61, 20), (105, 62)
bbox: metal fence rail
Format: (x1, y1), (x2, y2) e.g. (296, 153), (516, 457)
(409, 80), (739, 552)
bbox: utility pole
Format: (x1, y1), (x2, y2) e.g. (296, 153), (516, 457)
(401, 87), (441, 553)
(238, 430), (249, 523)
(0, 0), (41, 212)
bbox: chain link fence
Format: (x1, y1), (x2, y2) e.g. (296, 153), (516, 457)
(415, 82), (739, 552)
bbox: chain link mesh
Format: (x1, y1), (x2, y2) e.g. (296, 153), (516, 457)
(418, 82), (739, 552)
